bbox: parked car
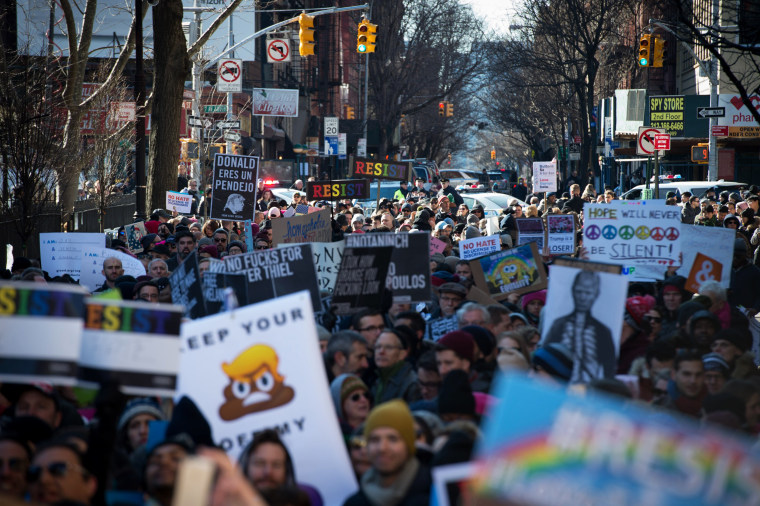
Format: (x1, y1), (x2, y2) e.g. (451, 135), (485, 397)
(439, 169), (480, 188)
(621, 178), (746, 200)
(459, 191), (528, 218)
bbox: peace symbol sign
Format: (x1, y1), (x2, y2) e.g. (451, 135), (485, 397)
(665, 227), (679, 240)
(635, 225), (650, 240)
(602, 225), (617, 240)
(619, 225), (634, 240)
(585, 224), (601, 240)
(650, 227), (665, 241)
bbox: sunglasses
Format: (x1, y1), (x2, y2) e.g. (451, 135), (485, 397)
(214, 238), (227, 243)
(349, 392), (370, 402)
(644, 316), (662, 323)
(27, 461), (88, 483)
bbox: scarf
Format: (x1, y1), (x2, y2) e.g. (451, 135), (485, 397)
(360, 457), (420, 506)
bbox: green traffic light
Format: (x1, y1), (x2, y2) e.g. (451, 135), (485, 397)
(639, 57), (648, 66)
(358, 44), (367, 53)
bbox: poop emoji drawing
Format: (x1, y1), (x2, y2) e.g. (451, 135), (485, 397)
(219, 344), (295, 421)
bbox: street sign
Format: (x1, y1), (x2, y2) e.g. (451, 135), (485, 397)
(637, 126), (666, 155)
(204, 104), (227, 113)
(697, 107), (725, 118)
(224, 131), (242, 143)
(216, 120), (240, 130)
(711, 125), (729, 137)
(203, 117), (213, 129)
(324, 117), (339, 137)
(325, 137), (339, 156)
(338, 133), (347, 160)
(654, 133), (671, 150)
(217, 59), (242, 93)
(266, 39), (291, 63)
(568, 143), (581, 161)
(188, 115), (203, 128)
(357, 138), (367, 157)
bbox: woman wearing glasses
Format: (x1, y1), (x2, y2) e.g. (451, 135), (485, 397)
(455, 203), (469, 224)
(330, 374), (371, 439)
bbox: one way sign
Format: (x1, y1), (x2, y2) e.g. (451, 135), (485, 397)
(696, 107), (725, 119)
(188, 116), (213, 129)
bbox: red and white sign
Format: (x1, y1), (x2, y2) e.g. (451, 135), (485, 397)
(636, 126), (666, 155)
(267, 39), (291, 63)
(111, 102), (136, 122)
(654, 133), (670, 150)
(217, 59), (242, 93)
(711, 125), (729, 137)
(252, 88), (299, 117)
(460, 235), (501, 261)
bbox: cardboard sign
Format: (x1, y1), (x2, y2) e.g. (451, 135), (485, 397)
(210, 153), (259, 221)
(473, 375), (760, 506)
(348, 157), (411, 181)
(40, 233), (106, 279)
(583, 201), (681, 268)
(306, 179), (371, 201)
(169, 254), (206, 319)
(676, 225), (735, 288)
(222, 244), (321, 312)
(177, 292), (358, 504)
(541, 263), (628, 383)
(332, 245), (394, 315)
(430, 237), (447, 255)
(516, 218), (545, 254)
(0, 282), (87, 385)
(546, 215), (576, 256)
(125, 222), (147, 253)
(271, 208), (331, 246)
(202, 273), (249, 314)
(470, 242), (547, 299)
(79, 300), (184, 396)
(79, 247), (146, 292)
(532, 161), (557, 192)
(347, 233), (432, 303)
(166, 191), (193, 214)
(307, 241), (345, 294)
(459, 235), (501, 261)
(685, 252), (724, 294)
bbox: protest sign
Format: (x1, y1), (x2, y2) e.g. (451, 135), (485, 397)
(347, 233), (431, 303)
(541, 263), (627, 383)
(546, 215), (576, 256)
(516, 218), (545, 254)
(223, 244), (321, 312)
(78, 299), (183, 396)
(470, 242), (547, 299)
(242, 220), (254, 253)
(177, 291), (358, 504)
(0, 282), (87, 385)
(459, 235), (500, 261)
(532, 161), (557, 192)
(472, 374), (760, 506)
(685, 252), (724, 294)
(430, 237), (447, 255)
(271, 208), (331, 246)
(207, 258), (226, 273)
(583, 201), (681, 268)
(79, 247), (146, 292)
(40, 233), (105, 279)
(307, 240), (345, 294)
(169, 254), (206, 319)
(485, 216), (500, 237)
(676, 224), (735, 288)
(166, 191), (193, 214)
(210, 153), (259, 221)
(125, 222), (147, 253)
(332, 245), (393, 315)
(202, 273), (249, 314)
(348, 157), (411, 181)
(433, 463), (475, 506)
(306, 179), (370, 200)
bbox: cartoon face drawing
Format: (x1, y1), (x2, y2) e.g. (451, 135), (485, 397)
(219, 344), (295, 421)
(224, 193), (245, 214)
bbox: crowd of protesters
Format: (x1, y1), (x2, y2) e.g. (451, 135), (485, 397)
(2, 174), (760, 506)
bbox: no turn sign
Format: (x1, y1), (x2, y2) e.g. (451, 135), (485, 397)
(637, 126), (666, 156)
(267, 39), (291, 63)
(217, 59), (242, 93)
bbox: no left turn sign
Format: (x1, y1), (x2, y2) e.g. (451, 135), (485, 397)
(267, 39), (291, 63)
(217, 59), (242, 93)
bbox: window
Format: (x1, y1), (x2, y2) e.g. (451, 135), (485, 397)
(739, 0), (760, 45)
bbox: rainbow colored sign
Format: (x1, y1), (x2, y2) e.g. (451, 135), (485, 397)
(471, 375), (760, 505)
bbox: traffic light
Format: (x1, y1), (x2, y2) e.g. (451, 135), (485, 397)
(400, 114), (406, 127)
(298, 13), (315, 56)
(357, 19), (377, 53)
(490, 149), (496, 160)
(346, 106), (355, 119)
(446, 102), (453, 117)
(438, 102), (445, 116)
(652, 36), (667, 67)
(447, 152), (452, 164)
(638, 34), (652, 66)
(691, 144), (709, 163)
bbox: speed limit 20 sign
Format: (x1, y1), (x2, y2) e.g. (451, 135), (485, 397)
(217, 59), (242, 93)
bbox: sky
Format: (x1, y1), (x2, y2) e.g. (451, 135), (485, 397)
(461, 0), (518, 36)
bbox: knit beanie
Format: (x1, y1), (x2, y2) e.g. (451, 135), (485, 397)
(437, 370), (476, 417)
(460, 325), (496, 357)
(438, 331), (475, 363)
(677, 301), (706, 328)
(464, 226), (481, 239)
(711, 328), (752, 353)
(532, 343), (574, 382)
(118, 398), (165, 432)
(330, 374), (368, 420)
(702, 352), (730, 377)
(364, 400), (416, 456)
(521, 290), (547, 311)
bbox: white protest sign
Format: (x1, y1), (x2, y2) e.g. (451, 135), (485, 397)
(485, 216), (500, 237)
(40, 233), (105, 280)
(166, 191), (193, 214)
(516, 218), (545, 254)
(0, 282), (87, 385)
(307, 240), (344, 294)
(546, 215), (576, 256)
(583, 201), (681, 268)
(178, 291), (357, 504)
(532, 161), (557, 192)
(676, 224), (735, 288)
(459, 235), (501, 261)
(79, 300), (184, 396)
(79, 247), (146, 292)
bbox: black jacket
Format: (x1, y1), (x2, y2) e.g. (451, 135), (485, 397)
(343, 462), (432, 506)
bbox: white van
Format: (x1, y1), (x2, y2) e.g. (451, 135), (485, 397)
(621, 178), (746, 200)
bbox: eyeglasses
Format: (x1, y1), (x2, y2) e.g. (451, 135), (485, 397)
(644, 316), (662, 323)
(374, 344), (403, 352)
(349, 392), (370, 402)
(0, 458), (26, 472)
(27, 461), (88, 483)
(439, 295), (462, 303)
(359, 325), (384, 333)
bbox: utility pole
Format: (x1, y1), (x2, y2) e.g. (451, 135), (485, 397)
(133, 0), (146, 221)
(226, 13), (235, 155)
